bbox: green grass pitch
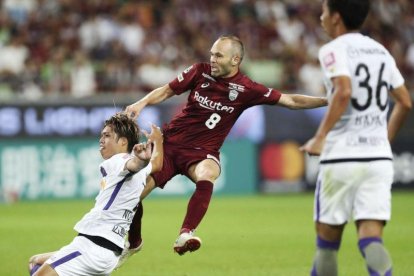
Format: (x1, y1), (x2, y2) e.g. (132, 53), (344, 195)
(1, 192), (413, 275)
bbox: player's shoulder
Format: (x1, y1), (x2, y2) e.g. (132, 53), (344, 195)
(232, 71), (256, 87)
(182, 62), (213, 80)
(102, 153), (130, 167)
(319, 36), (346, 56)
(188, 62), (211, 73)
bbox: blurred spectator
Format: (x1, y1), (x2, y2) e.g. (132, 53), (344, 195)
(70, 51), (96, 97)
(3, 0), (37, 25)
(0, 34), (28, 74)
(276, 8), (305, 48)
(0, 0), (411, 97)
(134, 54), (177, 91)
(21, 58), (43, 100)
(118, 14), (145, 56)
(299, 56), (324, 97)
(0, 13), (12, 46)
(0, 34), (28, 93)
(41, 47), (70, 95)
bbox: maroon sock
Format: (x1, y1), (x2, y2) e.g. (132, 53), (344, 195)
(181, 180), (213, 233)
(128, 202), (143, 248)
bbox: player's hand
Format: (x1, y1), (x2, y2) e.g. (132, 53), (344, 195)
(125, 102), (144, 120)
(133, 142), (152, 161)
(143, 124), (163, 145)
(299, 136), (324, 156)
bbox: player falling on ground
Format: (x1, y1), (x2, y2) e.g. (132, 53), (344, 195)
(28, 114), (163, 276)
(116, 35), (328, 267)
(300, 0), (412, 275)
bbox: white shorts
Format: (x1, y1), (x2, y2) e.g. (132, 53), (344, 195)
(45, 236), (118, 276)
(314, 160), (393, 225)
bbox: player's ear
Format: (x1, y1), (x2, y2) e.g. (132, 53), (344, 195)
(119, 136), (128, 147)
(332, 11), (341, 26)
(232, 56), (240, 66)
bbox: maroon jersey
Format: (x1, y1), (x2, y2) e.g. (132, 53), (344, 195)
(165, 63), (281, 152)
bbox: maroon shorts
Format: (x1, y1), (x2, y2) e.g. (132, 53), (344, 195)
(152, 142), (221, 189)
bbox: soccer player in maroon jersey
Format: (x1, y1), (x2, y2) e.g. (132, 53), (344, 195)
(117, 35), (327, 266)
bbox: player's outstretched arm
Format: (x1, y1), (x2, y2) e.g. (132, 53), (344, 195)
(277, 93), (328, 110)
(126, 125), (163, 174)
(300, 76), (351, 155)
(126, 142), (151, 173)
(146, 124), (164, 174)
(388, 85), (412, 143)
(125, 84), (175, 120)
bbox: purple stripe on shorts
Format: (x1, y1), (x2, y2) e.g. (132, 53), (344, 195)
(103, 173), (132, 210)
(50, 251), (81, 269)
(315, 178), (321, 222)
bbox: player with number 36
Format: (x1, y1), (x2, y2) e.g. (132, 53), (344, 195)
(300, 0), (412, 275)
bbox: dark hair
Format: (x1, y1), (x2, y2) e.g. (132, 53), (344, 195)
(218, 35), (245, 62)
(326, 0), (370, 30)
(104, 113), (140, 153)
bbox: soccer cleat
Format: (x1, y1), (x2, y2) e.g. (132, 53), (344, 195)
(173, 231), (202, 256)
(114, 240), (143, 270)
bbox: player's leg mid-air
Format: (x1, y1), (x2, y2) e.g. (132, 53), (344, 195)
(116, 158), (217, 269)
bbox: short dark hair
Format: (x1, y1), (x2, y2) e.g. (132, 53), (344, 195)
(104, 113), (140, 153)
(326, 0), (370, 30)
(218, 35), (244, 62)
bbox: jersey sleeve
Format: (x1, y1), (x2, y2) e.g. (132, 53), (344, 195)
(389, 58), (405, 90)
(168, 63), (202, 95)
(101, 154), (132, 178)
(247, 81), (282, 106)
(319, 42), (351, 79)
(130, 161), (152, 188)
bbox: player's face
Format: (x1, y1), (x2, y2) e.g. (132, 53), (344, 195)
(210, 39), (238, 78)
(99, 126), (125, 159)
(320, 0), (334, 37)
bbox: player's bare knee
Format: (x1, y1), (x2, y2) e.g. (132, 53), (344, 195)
(195, 164), (220, 182)
(196, 170), (218, 183)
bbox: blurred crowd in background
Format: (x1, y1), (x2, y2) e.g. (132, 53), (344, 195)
(0, 0), (413, 100)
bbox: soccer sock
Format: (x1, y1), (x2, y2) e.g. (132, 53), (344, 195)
(181, 180), (213, 233)
(358, 237), (392, 276)
(311, 236), (340, 276)
(128, 202), (143, 248)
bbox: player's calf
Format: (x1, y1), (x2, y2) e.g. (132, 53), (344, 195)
(311, 236), (340, 276)
(358, 237), (392, 276)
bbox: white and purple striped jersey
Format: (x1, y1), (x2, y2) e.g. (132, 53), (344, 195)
(318, 33), (405, 162)
(74, 153), (151, 249)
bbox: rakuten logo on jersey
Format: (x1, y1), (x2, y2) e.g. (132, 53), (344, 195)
(194, 92), (234, 113)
